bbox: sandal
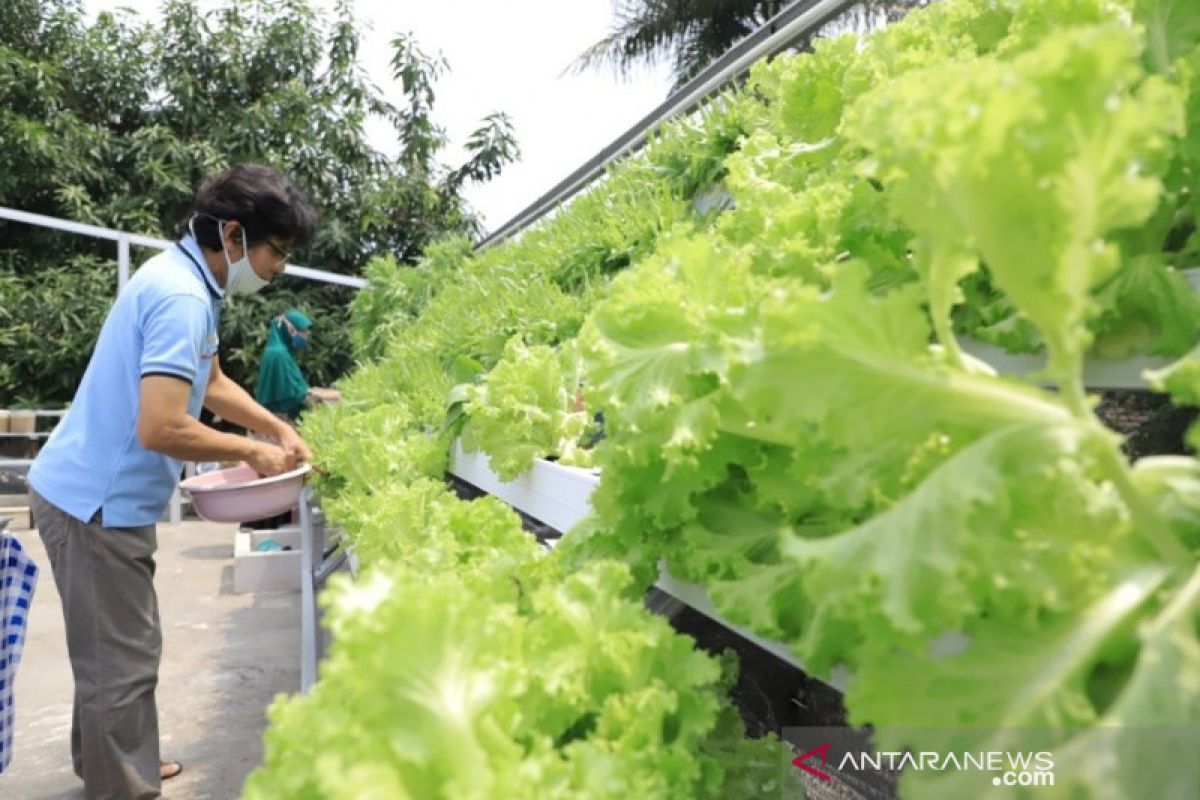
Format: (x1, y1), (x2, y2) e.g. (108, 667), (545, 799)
(160, 760), (184, 780)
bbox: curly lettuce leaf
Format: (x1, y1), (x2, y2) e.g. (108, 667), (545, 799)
(848, 566), (1175, 799)
(847, 21), (1184, 377)
(776, 422), (1136, 673)
(1045, 565), (1200, 800)
(1136, 0), (1200, 74)
(462, 337), (592, 481)
(245, 560), (791, 800)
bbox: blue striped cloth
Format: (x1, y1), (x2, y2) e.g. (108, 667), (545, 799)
(0, 531), (38, 774)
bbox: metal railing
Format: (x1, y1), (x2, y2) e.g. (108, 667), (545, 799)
(0, 206), (369, 290)
(479, 0), (861, 248)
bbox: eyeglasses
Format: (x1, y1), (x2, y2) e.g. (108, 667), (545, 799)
(265, 240), (291, 265)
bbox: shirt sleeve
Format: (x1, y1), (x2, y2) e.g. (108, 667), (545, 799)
(139, 293), (212, 384)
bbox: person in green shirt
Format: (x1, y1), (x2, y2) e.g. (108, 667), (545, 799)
(247, 309), (337, 530)
(255, 309), (327, 420)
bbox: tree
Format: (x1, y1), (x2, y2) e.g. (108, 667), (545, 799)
(573, 0), (929, 92)
(0, 0), (519, 405)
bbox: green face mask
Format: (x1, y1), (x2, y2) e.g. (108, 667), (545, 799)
(280, 314), (311, 350)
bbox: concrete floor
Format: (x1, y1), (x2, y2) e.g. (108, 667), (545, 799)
(0, 518), (301, 800)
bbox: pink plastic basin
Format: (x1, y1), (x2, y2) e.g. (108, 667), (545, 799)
(179, 463), (311, 523)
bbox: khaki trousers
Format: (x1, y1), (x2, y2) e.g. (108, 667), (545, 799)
(30, 490), (162, 800)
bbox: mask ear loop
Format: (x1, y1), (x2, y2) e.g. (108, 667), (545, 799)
(278, 315), (298, 339)
(220, 219), (248, 263)
(188, 213), (240, 253)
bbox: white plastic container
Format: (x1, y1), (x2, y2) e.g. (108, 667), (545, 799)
(233, 526), (301, 593)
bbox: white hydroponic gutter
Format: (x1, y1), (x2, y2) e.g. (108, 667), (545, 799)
(447, 440), (850, 689)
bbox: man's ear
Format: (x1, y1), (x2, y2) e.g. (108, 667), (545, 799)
(222, 220), (242, 249)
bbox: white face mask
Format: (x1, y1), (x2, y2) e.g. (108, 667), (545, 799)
(220, 223), (269, 295)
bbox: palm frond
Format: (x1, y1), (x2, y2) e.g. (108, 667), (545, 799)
(574, 0), (924, 90)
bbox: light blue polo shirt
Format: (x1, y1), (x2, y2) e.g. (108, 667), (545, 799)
(29, 234), (224, 527)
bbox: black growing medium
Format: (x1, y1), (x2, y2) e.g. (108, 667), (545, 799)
(1095, 389), (1198, 459)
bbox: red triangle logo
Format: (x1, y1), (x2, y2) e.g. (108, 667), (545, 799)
(792, 742), (833, 781)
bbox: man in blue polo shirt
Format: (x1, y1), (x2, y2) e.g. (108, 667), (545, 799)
(28, 164), (318, 799)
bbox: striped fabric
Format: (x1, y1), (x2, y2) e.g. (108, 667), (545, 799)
(0, 531), (38, 773)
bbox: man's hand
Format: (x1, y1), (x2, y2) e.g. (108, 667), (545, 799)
(276, 425), (313, 465)
(246, 440), (296, 477)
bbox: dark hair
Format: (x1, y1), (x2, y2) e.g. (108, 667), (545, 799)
(184, 163), (318, 251)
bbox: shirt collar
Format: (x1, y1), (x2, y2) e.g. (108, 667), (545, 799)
(178, 233), (225, 301)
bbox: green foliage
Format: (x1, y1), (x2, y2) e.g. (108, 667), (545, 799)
(0, 0), (518, 405)
(322, 477), (540, 574)
(300, 399), (449, 499)
(244, 553), (792, 799)
(0, 255), (115, 405)
(348, 236), (472, 363)
(563, 4), (1200, 798)
(640, 91), (759, 202)
(271, 3), (1200, 798)
(847, 17), (1186, 378)
(462, 337), (592, 480)
(257, 64), (810, 796)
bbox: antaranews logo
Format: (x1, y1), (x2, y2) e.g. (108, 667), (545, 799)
(792, 741), (1054, 786)
(782, 725), (1200, 798)
(839, 749), (1054, 786)
(784, 728), (1063, 796)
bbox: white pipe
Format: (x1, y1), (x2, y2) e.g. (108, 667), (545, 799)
(0, 205), (367, 289)
(117, 234), (130, 293)
(0, 206), (128, 242)
(299, 487), (317, 692)
(283, 264), (368, 289)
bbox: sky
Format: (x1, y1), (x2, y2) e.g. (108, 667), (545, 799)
(82, 0), (676, 233)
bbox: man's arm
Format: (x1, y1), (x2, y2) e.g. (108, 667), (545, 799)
(138, 375), (294, 475)
(205, 356), (289, 437)
(204, 356), (313, 463)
